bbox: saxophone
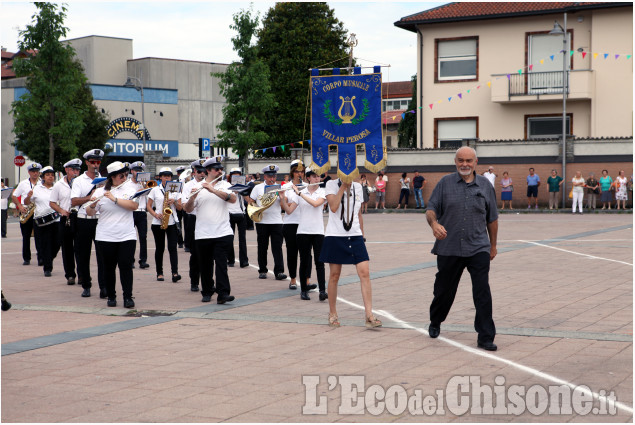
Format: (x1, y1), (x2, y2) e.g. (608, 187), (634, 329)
(160, 190), (172, 230)
(19, 203), (36, 224)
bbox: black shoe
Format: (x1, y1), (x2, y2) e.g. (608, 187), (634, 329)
(139, 261), (149, 269)
(44, 271), (52, 277)
(227, 262), (235, 267)
(124, 298), (135, 309)
(107, 299), (117, 307)
(428, 323), (440, 338)
(307, 283), (317, 291)
(258, 273), (267, 279)
(300, 291), (310, 300)
(184, 247), (190, 253)
(81, 288), (91, 298)
(319, 291), (328, 301)
(240, 263), (250, 268)
(217, 295), (235, 304)
(288, 282), (297, 290)
(1, 300), (11, 311)
(201, 295), (212, 302)
(172, 274), (182, 283)
(157, 275), (165, 281)
(191, 285), (199, 292)
(178, 243), (184, 249)
(131, 263), (135, 269)
(477, 341), (497, 351)
(275, 273), (287, 281)
(98, 289), (107, 299)
(67, 277), (76, 285)
(38, 260), (43, 267)
(23, 260), (30, 266)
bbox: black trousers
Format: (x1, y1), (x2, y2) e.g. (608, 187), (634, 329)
(176, 209), (184, 246)
(184, 214), (201, 286)
(399, 189), (410, 205)
(58, 218), (76, 279)
(20, 216), (41, 263)
(196, 235), (233, 297)
(228, 213), (248, 266)
(74, 218), (104, 290)
(429, 252), (496, 342)
(255, 223), (284, 275)
(297, 233), (325, 292)
(282, 223), (300, 279)
(133, 211), (148, 264)
(96, 240), (135, 300)
(1, 209), (7, 237)
(38, 222), (60, 273)
(151, 224), (179, 275)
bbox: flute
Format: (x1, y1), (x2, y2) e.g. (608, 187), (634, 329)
(189, 172), (226, 197)
(80, 181), (127, 209)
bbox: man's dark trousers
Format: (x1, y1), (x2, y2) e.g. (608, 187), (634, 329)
(255, 223), (284, 275)
(429, 251), (496, 342)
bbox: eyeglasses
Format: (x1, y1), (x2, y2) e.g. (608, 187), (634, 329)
(88, 160), (101, 164)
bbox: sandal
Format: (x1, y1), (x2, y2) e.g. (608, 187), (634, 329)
(328, 313), (340, 328)
(157, 275), (165, 282)
(365, 315), (382, 328)
(289, 282), (297, 290)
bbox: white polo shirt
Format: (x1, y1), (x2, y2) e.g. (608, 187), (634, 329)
(14, 178), (39, 205)
(127, 179), (148, 212)
(249, 182), (283, 225)
(324, 180), (363, 237)
(282, 181), (305, 225)
(287, 187), (326, 235)
(181, 179), (203, 216)
(70, 172), (100, 215)
(94, 184), (138, 242)
(191, 180), (233, 240)
(148, 185), (179, 226)
(30, 184), (58, 221)
(50, 177), (73, 212)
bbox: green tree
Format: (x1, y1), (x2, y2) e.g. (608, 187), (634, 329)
(213, 7), (275, 169)
(398, 74), (418, 148)
(11, 2), (108, 170)
(256, 3), (350, 152)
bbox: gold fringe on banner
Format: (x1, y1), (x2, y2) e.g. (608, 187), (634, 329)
(308, 161), (331, 177)
(364, 157), (387, 174)
(337, 167), (360, 184)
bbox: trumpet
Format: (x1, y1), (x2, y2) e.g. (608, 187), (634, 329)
(142, 180), (158, 189)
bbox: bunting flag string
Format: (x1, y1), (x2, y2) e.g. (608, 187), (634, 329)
(406, 47), (633, 116)
(253, 139), (311, 155)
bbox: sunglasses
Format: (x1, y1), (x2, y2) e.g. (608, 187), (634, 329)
(88, 160), (101, 164)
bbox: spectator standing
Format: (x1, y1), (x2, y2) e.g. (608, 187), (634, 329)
(547, 169), (563, 210)
(360, 174), (370, 213)
(614, 170), (628, 210)
(374, 172), (387, 209)
(396, 172), (411, 209)
(412, 171), (426, 209)
(483, 166), (497, 188)
(500, 171), (513, 210)
(571, 171), (585, 214)
(599, 169), (613, 210)
(526, 168), (540, 209)
(1, 179), (8, 238)
(585, 172), (600, 210)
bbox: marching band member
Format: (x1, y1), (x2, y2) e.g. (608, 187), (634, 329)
(279, 167), (326, 301)
(282, 159), (307, 289)
(227, 167), (249, 268)
(12, 162), (43, 266)
(321, 177), (382, 328)
(183, 156), (236, 304)
(128, 161), (150, 269)
(147, 167), (182, 282)
(86, 161), (138, 308)
(49, 158), (82, 284)
(181, 159), (207, 292)
(71, 149), (106, 298)
(248, 165), (287, 282)
(175, 165), (186, 248)
(24, 166), (60, 277)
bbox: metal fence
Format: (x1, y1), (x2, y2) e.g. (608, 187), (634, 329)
(509, 71), (569, 96)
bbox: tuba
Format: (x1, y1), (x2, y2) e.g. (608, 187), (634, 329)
(247, 191), (279, 223)
(19, 202), (36, 224)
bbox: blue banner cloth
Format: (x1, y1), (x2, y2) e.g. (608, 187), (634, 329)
(310, 73), (384, 182)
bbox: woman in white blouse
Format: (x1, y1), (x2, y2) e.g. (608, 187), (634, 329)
(279, 168), (326, 301)
(87, 162), (138, 308)
(147, 167), (182, 282)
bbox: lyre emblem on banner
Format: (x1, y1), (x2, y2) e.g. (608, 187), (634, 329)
(338, 96), (357, 124)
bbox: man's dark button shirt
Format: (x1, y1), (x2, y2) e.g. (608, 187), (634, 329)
(427, 172), (498, 257)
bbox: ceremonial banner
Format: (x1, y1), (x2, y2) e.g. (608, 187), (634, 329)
(310, 72), (385, 183)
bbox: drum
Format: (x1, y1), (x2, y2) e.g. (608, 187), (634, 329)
(34, 211), (60, 227)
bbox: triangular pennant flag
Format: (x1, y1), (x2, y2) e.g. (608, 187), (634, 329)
(254, 150), (259, 154)
(307, 139), (311, 144)
(457, 93), (462, 99)
(615, 54), (620, 59)
(299, 142), (303, 146)
(438, 100), (442, 104)
(570, 50), (574, 56)
(540, 59), (544, 64)
(467, 90), (470, 94)
(518, 69), (522, 75)
(628, 55), (632, 60)
(273, 146), (277, 153)
(263, 148), (267, 153)
(427, 105), (432, 110)
(604, 53), (609, 59)
(281, 145), (285, 151)
(486, 81), (491, 88)
(582, 52), (587, 59)
(448, 97), (452, 102)
(529, 65), (534, 71)
(506, 74), (511, 80)
(409, 110), (415, 113)
(593, 53), (598, 59)
(477, 86), (480, 89)
(550, 55), (555, 61)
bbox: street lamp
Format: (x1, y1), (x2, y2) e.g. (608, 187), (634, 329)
(549, 14), (568, 208)
(124, 69), (146, 163)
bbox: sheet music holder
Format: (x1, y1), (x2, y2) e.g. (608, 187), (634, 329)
(228, 183), (250, 192)
(264, 184), (281, 194)
(1, 187), (14, 200)
(131, 188), (152, 199)
(164, 181), (183, 193)
(136, 172), (151, 182)
(91, 177), (107, 186)
(231, 175), (246, 185)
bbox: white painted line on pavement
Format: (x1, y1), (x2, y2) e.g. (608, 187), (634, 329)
(518, 240), (633, 266)
(337, 296), (634, 416)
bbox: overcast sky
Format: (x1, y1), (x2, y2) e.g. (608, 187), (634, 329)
(1, 1), (445, 82)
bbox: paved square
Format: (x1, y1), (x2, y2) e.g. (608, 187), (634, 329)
(2, 212), (632, 422)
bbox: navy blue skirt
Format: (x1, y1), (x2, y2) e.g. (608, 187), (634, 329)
(319, 236), (369, 265)
(501, 191), (512, 201)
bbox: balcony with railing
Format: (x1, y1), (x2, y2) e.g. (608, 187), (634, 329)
(491, 69), (594, 103)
